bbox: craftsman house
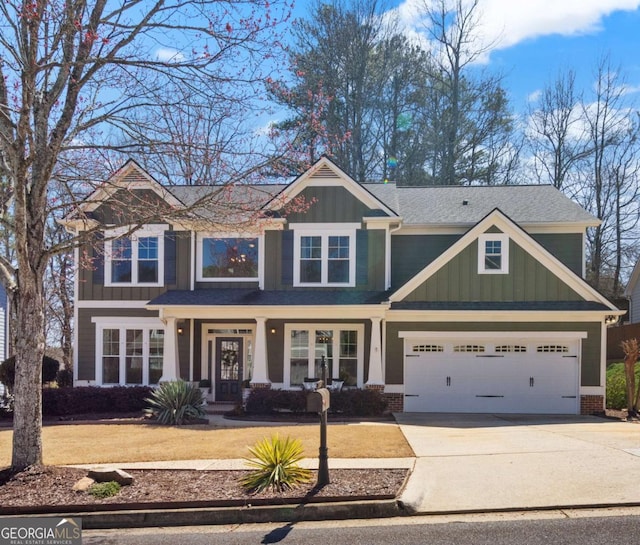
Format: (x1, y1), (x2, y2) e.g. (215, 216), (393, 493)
(63, 157), (622, 414)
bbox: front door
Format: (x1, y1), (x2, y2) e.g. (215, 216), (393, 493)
(215, 338), (243, 402)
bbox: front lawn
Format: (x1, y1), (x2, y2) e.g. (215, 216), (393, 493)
(0, 422), (413, 466)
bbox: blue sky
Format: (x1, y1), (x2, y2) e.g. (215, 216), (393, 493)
(383, 0), (640, 109)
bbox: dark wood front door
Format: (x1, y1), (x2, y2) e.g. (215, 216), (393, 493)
(215, 338), (243, 402)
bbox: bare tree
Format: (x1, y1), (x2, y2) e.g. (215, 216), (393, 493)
(526, 69), (590, 191)
(0, 0), (292, 471)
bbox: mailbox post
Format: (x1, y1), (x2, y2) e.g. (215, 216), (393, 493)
(306, 357), (330, 486)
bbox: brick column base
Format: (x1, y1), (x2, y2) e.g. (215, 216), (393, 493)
(384, 393), (404, 412)
(250, 382), (271, 390)
(365, 384), (385, 392)
(580, 395), (604, 415)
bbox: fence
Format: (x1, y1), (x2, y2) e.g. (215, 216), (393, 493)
(607, 323), (640, 362)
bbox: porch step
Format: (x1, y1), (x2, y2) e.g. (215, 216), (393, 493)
(203, 402), (236, 415)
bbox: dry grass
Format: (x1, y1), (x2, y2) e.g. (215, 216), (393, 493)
(0, 422), (413, 466)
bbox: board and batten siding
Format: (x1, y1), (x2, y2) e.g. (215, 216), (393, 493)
(403, 240), (583, 303)
(531, 233), (583, 277)
(76, 307), (190, 382)
(79, 229), (190, 301)
(384, 321), (602, 387)
(282, 186), (383, 224)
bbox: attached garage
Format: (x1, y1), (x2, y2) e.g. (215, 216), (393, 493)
(401, 332), (585, 414)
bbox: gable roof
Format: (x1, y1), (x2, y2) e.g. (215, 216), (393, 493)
(364, 184), (599, 227)
(263, 157), (398, 218)
(624, 259), (640, 297)
(389, 208), (619, 312)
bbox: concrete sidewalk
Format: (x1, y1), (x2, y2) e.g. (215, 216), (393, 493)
(396, 413), (640, 514)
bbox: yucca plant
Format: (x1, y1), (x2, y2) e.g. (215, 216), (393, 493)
(240, 435), (312, 493)
(144, 380), (205, 425)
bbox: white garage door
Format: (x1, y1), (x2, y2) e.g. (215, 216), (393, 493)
(403, 336), (580, 414)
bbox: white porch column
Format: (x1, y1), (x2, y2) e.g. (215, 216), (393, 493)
(366, 317), (384, 386)
(159, 317), (180, 383)
(251, 316), (270, 386)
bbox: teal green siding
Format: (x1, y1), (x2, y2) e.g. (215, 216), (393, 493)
(385, 321), (602, 387)
(283, 186), (378, 223)
(404, 239), (583, 303)
(91, 189), (171, 224)
(532, 233), (583, 276)
(391, 234), (460, 289)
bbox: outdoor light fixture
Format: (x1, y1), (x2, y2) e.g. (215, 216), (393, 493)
(177, 326), (184, 335)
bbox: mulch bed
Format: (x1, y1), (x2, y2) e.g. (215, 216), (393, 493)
(0, 465), (408, 515)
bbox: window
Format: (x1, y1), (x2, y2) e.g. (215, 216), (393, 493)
(412, 345), (444, 353)
(198, 236), (259, 281)
(495, 345), (527, 353)
(478, 234), (509, 274)
(285, 324), (364, 387)
(453, 345), (485, 353)
(96, 322), (165, 385)
(105, 225), (167, 286)
(292, 225), (357, 286)
(536, 345), (569, 353)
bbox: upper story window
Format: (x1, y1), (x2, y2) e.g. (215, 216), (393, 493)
(478, 233), (509, 274)
(292, 224), (357, 287)
(105, 225), (167, 287)
(197, 235), (259, 282)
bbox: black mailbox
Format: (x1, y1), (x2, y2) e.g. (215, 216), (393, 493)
(307, 388), (330, 413)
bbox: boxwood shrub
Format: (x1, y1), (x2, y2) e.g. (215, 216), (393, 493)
(244, 388), (387, 417)
(42, 386), (153, 416)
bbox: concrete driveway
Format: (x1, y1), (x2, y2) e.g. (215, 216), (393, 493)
(396, 413), (640, 513)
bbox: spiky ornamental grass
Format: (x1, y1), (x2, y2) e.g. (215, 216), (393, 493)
(144, 380), (206, 425)
(240, 435), (312, 493)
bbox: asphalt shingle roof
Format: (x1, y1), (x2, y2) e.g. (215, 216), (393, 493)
(148, 289), (391, 307)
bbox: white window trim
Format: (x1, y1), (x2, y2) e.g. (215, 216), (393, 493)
(291, 223), (359, 287)
(478, 233), (509, 275)
(283, 323), (364, 389)
(92, 317), (165, 386)
(104, 225), (168, 287)
(195, 232), (263, 284)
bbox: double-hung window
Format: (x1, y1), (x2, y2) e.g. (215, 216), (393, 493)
(105, 225), (167, 286)
(94, 318), (165, 386)
(292, 224), (357, 286)
(478, 234), (509, 274)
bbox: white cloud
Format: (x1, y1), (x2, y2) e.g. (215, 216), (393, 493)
(390, 0), (640, 62)
(527, 89), (542, 103)
(155, 48), (185, 63)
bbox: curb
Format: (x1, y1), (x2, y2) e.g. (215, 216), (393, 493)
(2, 499), (405, 529)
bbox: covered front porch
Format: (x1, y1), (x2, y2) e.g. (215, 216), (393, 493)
(148, 289), (390, 404)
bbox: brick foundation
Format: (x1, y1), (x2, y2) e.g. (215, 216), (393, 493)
(365, 383), (385, 392)
(384, 393), (404, 412)
(580, 395), (604, 415)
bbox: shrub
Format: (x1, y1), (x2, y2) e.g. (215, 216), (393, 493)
(606, 362), (640, 409)
(245, 387), (387, 417)
(88, 481), (121, 498)
(56, 368), (74, 388)
(42, 386), (153, 416)
(245, 389), (307, 414)
(240, 435), (312, 493)
(0, 355), (60, 390)
(144, 380), (205, 425)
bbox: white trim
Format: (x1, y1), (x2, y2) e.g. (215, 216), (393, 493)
(600, 318), (607, 389)
(73, 246), (80, 384)
(189, 318), (195, 382)
(478, 233), (509, 274)
(581, 386), (605, 395)
(398, 331), (588, 340)
(104, 224), (168, 287)
(92, 317), (166, 386)
(190, 231), (196, 291)
(283, 323), (365, 389)
(291, 223), (359, 287)
(389, 209), (619, 311)
(388, 310), (618, 322)
(195, 232), (261, 283)
(76, 300), (151, 309)
(384, 384), (403, 394)
(395, 223), (594, 236)
(264, 157), (397, 217)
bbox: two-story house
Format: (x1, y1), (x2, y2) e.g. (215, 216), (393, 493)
(63, 157), (622, 414)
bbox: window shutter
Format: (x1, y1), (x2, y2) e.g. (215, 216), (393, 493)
(356, 229), (368, 286)
(93, 232), (104, 285)
(281, 229), (294, 285)
(164, 231), (177, 285)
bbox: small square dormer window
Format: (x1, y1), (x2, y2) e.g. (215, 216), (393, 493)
(478, 234), (509, 274)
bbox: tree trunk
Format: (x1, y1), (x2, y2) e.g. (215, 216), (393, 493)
(11, 268), (46, 469)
